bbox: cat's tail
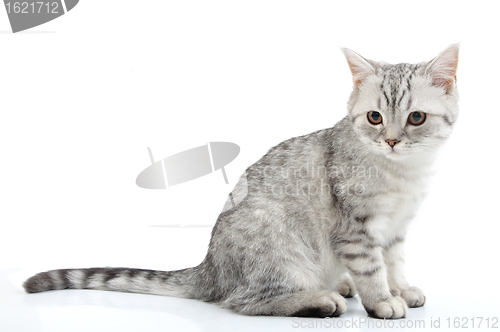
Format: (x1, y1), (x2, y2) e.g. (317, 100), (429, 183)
(23, 267), (198, 298)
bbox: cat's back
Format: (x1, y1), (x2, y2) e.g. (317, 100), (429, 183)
(251, 125), (336, 174)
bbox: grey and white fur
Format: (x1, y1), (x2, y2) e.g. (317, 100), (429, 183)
(24, 45), (459, 319)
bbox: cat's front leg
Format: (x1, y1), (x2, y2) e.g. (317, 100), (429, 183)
(384, 238), (425, 308)
(334, 236), (408, 319)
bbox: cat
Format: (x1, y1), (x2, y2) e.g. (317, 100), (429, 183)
(24, 44), (459, 319)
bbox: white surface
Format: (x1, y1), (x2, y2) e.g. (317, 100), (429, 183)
(1, 226), (499, 332)
(1, 1), (500, 331)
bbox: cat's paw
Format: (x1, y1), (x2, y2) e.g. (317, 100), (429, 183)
(294, 291), (347, 318)
(336, 275), (357, 298)
(365, 297), (408, 319)
(397, 286), (425, 308)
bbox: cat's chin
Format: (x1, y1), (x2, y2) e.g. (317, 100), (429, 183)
(384, 150), (410, 161)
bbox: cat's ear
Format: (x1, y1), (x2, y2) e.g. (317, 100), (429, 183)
(341, 48), (375, 88)
(425, 43), (460, 93)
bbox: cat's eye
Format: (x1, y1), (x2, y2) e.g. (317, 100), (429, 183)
(367, 111), (382, 125)
(407, 111), (426, 126)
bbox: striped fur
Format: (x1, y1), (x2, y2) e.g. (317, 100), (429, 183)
(24, 45), (459, 319)
(24, 267), (196, 298)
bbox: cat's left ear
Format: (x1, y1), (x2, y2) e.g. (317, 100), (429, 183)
(342, 48), (376, 88)
(425, 43), (460, 93)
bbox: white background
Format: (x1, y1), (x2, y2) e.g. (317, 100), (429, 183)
(1, 1), (499, 331)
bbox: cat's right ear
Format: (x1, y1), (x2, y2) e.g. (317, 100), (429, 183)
(341, 48), (375, 88)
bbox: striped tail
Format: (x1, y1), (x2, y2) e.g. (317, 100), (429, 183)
(23, 267), (197, 298)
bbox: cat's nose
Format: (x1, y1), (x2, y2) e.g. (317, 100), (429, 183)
(385, 139), (400, 148)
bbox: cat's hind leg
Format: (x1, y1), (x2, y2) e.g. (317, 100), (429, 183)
(222, 290), (347, 317)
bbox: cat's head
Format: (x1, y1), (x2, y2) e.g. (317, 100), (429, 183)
(342, 44), (459, 161)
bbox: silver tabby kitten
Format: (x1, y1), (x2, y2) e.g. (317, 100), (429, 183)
(24, 45), (459, 319)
